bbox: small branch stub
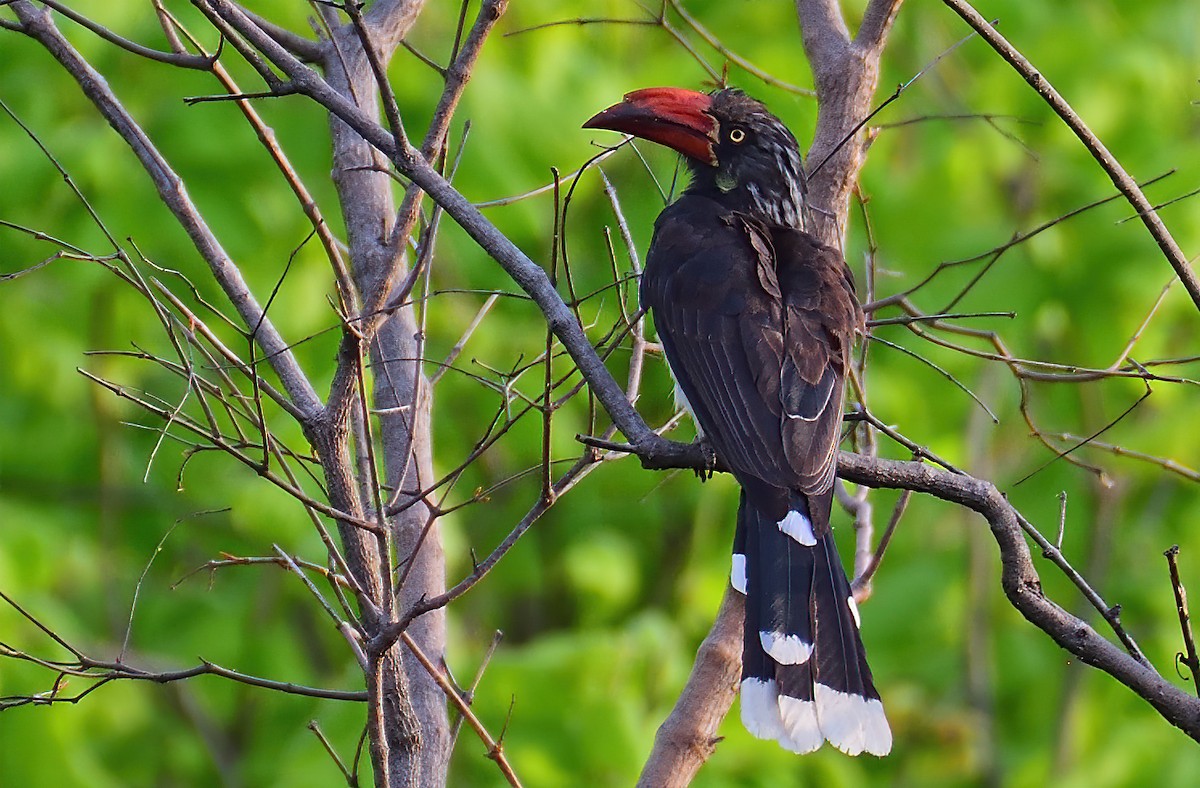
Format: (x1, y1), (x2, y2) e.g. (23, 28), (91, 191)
(1165, 545), (1200, 697)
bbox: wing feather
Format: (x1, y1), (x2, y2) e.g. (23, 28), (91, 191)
(641, 195), (861, 495)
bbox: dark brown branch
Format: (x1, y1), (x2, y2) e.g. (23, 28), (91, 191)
(1165, 546), (1200, 697)
(400, 632), (522, 787)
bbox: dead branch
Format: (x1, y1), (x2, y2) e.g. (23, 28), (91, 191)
(9, 1), (322, 420)
(942, 0), (1200, 311)
(5, 3), (1198, 786)
(624, 442), (1200, 778)
(1165, 546), (1200, 697)
(0, 590), (368, 706)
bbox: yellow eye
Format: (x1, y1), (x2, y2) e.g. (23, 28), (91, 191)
(729, 127), (746, 144)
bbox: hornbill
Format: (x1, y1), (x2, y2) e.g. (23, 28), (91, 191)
(584, 88), (891, 756)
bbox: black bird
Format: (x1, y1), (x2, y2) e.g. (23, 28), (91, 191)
(584, 88), (890, 756)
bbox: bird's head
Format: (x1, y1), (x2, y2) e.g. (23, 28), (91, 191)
(584, 87), (807, 227)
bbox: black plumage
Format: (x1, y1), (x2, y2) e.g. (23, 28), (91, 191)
(585, 87), (890, 755)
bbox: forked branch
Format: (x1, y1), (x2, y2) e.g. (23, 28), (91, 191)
(942, 0), (1200, 311)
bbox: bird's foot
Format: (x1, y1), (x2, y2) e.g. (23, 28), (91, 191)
(695, 436), (717, 481)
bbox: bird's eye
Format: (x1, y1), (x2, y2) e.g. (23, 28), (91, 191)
(728, 127), (746, 144)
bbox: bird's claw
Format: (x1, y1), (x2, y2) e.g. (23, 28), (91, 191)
(695, 436), (717, 480)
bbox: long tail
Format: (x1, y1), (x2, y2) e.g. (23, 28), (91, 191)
(732, 488), (892, 756)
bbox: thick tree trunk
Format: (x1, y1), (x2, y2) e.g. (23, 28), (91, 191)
(321, 8), (449, 786)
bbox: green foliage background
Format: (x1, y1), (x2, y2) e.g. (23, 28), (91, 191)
(1, 1), (1198, 785)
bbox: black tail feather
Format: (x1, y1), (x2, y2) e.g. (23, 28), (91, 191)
(735, 489), (891, 756)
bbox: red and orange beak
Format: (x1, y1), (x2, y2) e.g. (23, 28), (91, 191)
(583, 87), (718, 166)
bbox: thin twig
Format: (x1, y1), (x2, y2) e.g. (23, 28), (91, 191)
(308, 720), (357, 785)
(10, 3), (323, 418)
(1055, 491), (1068, 550)
(665, 0), (814, 96)
(1165, 546), (1200, 697)
(449, 630), (505, 747)
(32, 0), (215, 68)
(400, 632), (522, 787)
(942, 0), (1200, 311)
(851, 488), (910, 599)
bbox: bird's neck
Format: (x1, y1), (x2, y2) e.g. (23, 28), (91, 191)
(685, 166), (808, 231)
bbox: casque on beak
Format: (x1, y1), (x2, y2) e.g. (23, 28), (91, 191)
(583, 87), (719, 166)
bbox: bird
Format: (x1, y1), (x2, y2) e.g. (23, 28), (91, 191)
(584, 87), (891, 756)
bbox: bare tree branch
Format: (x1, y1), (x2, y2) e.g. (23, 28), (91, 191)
(858, 0), (905, 48)
(626, 443), (1200, 776)
(942, 0), (1200, 312)
(365, 0), (427, 53)
(401, 632), (521, 787)
(9, 1), (323, 420)
(0, 592), (369, 706)
(34, 0), (216, 68)
(6, 4), (1198, 785)
(1165, 546), (1200, 697)
(238, 5), (326, 62)
(203, 0), (666, 458)
(796, 0), (905, 246)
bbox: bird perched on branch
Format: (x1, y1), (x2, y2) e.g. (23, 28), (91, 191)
(584, 87), (890, 756)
